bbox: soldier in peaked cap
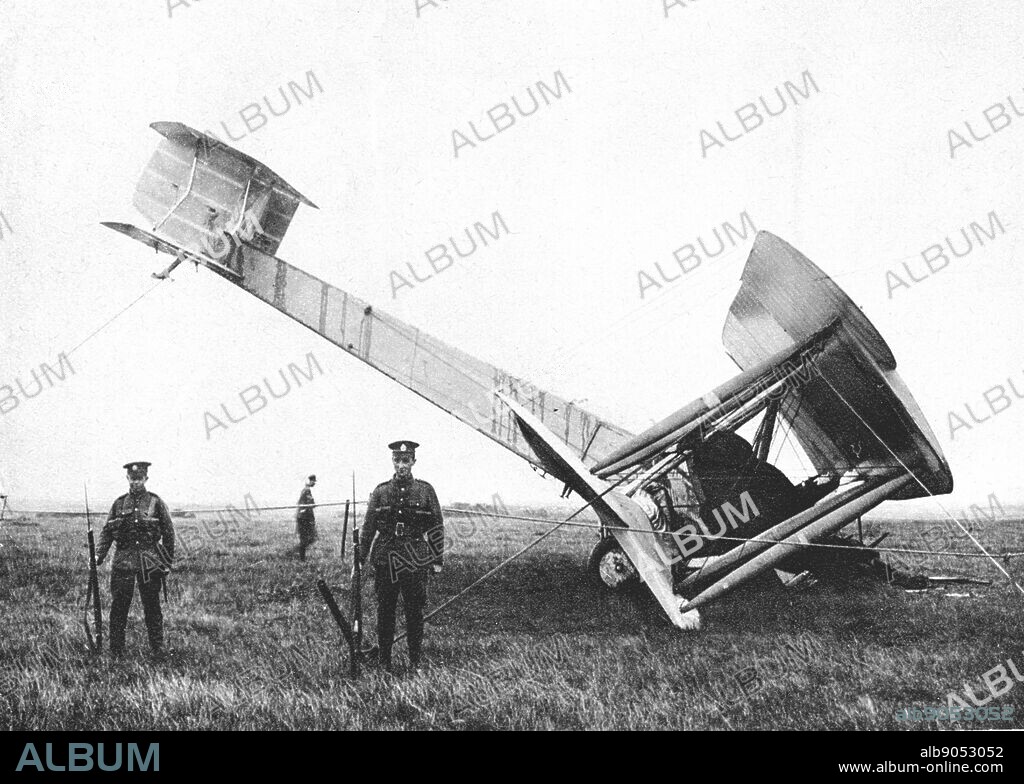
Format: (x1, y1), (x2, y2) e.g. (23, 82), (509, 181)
(295, 473), (318, 560)
(96, 461), (176, 660)
(359, 440), (444, 672)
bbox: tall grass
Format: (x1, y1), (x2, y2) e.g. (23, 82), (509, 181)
(1, 511), (1021, 730)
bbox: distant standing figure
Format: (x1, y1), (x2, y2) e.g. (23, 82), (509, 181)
(296, 474), (318, 560)
(96, 461), (175, 660)
(359, 440), (444, 672)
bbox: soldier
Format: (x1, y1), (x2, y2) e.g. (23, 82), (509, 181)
(96, 461), (175, 660)
(359, 440), (444, 672)
(296, 474), (318, 560)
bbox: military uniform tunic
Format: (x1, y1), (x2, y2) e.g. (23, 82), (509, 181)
(97, 490), (175, 654)
(359, 475), (444, 667)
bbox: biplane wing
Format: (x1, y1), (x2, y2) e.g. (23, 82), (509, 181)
(721, 231), (952, 499)
(593, 231), (952, 496)
(103, 123), (635, 477)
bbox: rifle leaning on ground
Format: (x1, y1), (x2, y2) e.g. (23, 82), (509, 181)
(351, 524), (362, 665)
(317, 502), (372, 678)
(317, 502), (358, 674)
(317, 578), (357, 677)
(83, 486), (103, 652)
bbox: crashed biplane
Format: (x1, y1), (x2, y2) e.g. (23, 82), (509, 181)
(103, 122), (953, 631)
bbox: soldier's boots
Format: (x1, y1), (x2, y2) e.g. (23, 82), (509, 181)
(109, 646), (166, 662)
(145, 619), (164, 653)
(108, 627), (163, 660)
(109, 629), (127, 660)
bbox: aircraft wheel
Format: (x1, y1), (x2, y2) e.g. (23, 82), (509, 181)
(589, 536), (638, 590)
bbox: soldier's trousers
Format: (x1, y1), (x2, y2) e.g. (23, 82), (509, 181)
(374, 566), (427, 666)
(109, 571), (163, 653)
(296, 519), (318, 555)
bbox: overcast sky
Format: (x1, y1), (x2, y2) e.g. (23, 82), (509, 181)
(1, 1), (1022, 519)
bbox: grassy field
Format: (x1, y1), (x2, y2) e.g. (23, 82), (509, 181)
(1, 505), (1022, 730)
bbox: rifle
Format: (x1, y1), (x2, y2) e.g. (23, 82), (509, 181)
(317, 579), (353, 648)
(83, 486), (103, 652)
(351, 471), (365, 670)
(340, 500), (349, 560)
(316, 579), (357, 676)
(352, 526), (362, 667)
(318, 482), (368, 678)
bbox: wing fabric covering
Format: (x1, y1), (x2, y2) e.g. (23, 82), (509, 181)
(722, 232), (952, 499)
